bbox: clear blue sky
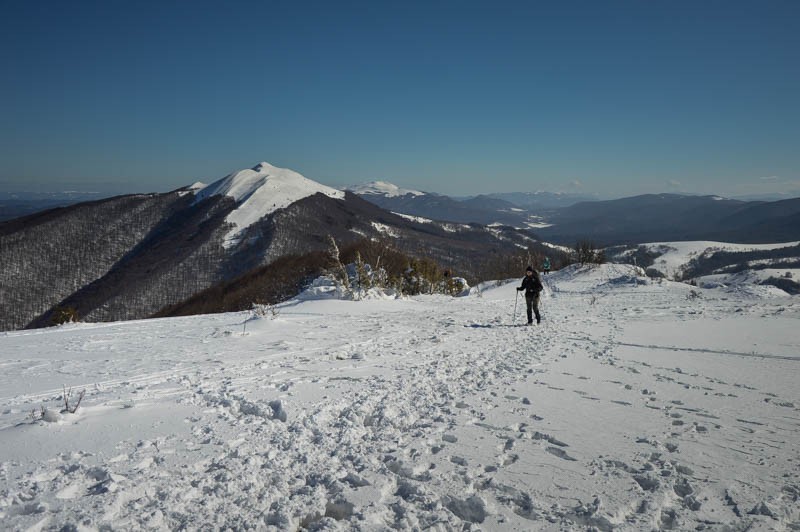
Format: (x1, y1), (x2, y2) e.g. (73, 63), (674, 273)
(1, 0), (798, 199)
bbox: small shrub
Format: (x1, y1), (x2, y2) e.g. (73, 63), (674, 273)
(574, 240), (606, 265)
(242, 302), (279, 335)
(327, 235), (352, 296)
(51, 306), (79, 325)
(251, 302), (279, 319)
(31, 385), (85, 421)
(761, 276), (800, 295)
(645, 267), (665, 279)
(62, 385), (85, 413)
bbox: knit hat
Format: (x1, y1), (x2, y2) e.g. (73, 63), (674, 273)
(526, 266), (533, 272)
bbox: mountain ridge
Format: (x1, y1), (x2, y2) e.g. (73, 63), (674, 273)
(1, 163), (542, 331)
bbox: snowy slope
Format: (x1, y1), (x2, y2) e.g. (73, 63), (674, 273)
(696, 269), (798, 293)
(1, 265), (798, 530)
(392, 212), (433, 224)
(195, 162), (345, 246)
(641, 240), (800, 279)
(346, 181), (424, 197)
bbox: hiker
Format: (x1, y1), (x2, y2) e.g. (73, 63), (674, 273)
(517, 266), (543, 325)
(543, 257), (551, 275)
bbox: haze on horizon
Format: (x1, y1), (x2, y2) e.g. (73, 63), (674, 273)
(1, 1), (798, 200)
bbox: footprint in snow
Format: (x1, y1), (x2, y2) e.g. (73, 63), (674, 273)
(546, 446), (577, 461)
(611, 400), (633, 406)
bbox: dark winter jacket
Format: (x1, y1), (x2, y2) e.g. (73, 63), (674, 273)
(518, 273), (543, 296)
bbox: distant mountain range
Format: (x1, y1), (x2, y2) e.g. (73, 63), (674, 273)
(0, 163), (538, 331)
(0, 191), (112, 222)
(486, 191), (598, 210)
(4, 168), (799, 331)
(343, 184), (576, 229)
(536, 194), (800, 245)
(7, 183), (800, 244)
(347, 184), (800, 246)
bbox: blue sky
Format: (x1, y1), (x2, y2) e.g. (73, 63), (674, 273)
(1, 0), (798, 199)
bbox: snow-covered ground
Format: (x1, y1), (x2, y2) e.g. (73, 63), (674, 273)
(1, 264), (798, 530)
(638, 241), (800, 280)
(696, 269), (797, 291)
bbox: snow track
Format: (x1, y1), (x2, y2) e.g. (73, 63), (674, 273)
(1, 265), (798, 530)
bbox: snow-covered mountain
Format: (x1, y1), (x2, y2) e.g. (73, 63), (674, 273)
(195, 162), (345, 247)
(348, 181), (546, 227)
(1, 263), (797, 529)
(350, 184), (800, 245)
(345, 180), (424, 197)
(0, 163), (540, 331)
(608, 240), (800, 293)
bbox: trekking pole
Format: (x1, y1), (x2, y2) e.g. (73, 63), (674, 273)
(512, 290), (519, 324)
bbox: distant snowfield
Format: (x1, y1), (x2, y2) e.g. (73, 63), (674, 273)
(370, 222), (400, 238)
(346, 181), (424, 197)
(392, 212), (433, 224)
(524, 221), (554, 229)
(641, 240), (800, 279)
(1, 265), (798, 530)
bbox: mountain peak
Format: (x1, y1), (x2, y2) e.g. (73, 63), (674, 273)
(347, 181), (425, 197)
(195, 161), (344, 247)
(252, 161), (276, 172)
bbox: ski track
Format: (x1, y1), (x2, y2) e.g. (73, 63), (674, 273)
(1, 266), (799, 530)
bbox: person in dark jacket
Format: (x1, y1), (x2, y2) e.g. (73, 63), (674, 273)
(517, 266), (543, 325)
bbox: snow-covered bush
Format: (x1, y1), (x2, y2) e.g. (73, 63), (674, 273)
(326, 235), (352, 297)
(30, 385), (86, 422)
(242, 302), (279, 334)
(331, 237), (466, 298)
(251, 302), (279, 319)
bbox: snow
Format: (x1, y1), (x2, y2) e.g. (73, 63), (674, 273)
(178, 182), (208, 197)
(541, 241), (573, 253)
(642, 240), (800, 279)
(696, 269), (797, 294)
(194, 162), (345, 247)
(370, 222), (399, 238)
(525, 221), (554, 229)
(392, 212), (432, 224)
(347, 181), (424, 197)
(439, 223), (471, 233)
(294, 275), (400, 301)
(486, 226), (509, 241)
(1, 264), (798, 530)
